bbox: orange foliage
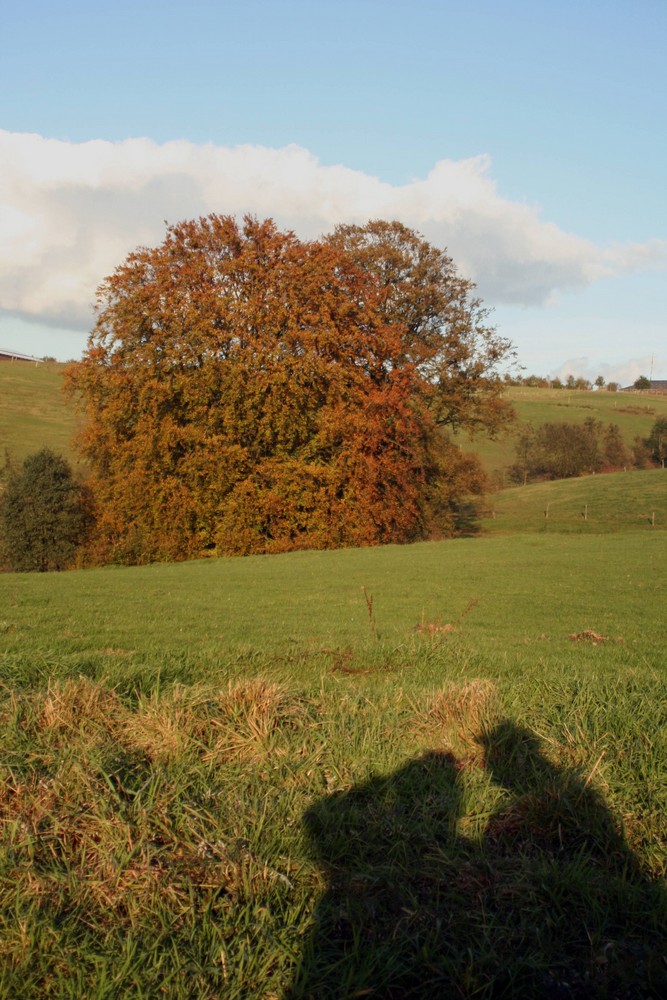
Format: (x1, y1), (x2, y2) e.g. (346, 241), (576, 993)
(65, 216), (511, 563)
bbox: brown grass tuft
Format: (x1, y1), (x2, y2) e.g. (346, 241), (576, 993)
(415, 619), (458, 637)
(121, 686), (194, 761)
(202, 679), (306, 764)
(568, 629), (608, 644)
(414, 679), (499, 756)
(31, 677), (124, 740)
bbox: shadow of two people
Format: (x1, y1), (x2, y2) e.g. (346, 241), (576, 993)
(291, 721), (666, 999)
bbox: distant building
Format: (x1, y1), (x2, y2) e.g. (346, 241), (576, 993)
(621, 379), (667, 393)
(0, 349), (43, 363)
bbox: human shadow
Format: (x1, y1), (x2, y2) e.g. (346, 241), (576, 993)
(290, 723), (666, 999)
(478, 721), (666, 998)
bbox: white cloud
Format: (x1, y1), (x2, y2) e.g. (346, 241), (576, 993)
(2, 129), (667, 331)
(552, 356), (663, 387)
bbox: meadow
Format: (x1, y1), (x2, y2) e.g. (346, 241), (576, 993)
(483, 467), (667, 534)
(0, 361), (80, 471)
(1, 362), (666, 996)
(1, 526), (666, 997)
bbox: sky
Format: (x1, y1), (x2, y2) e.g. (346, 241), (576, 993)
(1, 0), (665, 384)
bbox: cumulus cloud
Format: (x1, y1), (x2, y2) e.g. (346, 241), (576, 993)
(2, 129), (667, 330)
(552, 356), (664, 387)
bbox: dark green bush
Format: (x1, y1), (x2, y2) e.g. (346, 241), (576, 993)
(0, 449), (89, 571)
(510, 419), (602, 483)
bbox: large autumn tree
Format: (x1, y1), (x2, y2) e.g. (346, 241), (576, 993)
(66, 215), (513, 562)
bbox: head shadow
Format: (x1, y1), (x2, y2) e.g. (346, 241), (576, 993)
(290, 721), (666, 999)
(479, 720), (636, 868)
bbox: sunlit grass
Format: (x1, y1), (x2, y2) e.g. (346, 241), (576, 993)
(0, 361), (80, 474)
(483, 467), (667, 534)
(1, 531), (665, 671)
(1, 530), (666, 996)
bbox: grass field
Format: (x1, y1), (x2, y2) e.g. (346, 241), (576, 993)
(483, 468), (667, 535)
(1, 531), (666, 997)
(1, 362), (666, 996)
(0, 361), (79, 472)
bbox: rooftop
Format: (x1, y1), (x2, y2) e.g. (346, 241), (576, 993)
(0, 349), (43, 363)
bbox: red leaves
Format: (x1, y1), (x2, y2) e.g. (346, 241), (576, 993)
(66, 215), (509, 563)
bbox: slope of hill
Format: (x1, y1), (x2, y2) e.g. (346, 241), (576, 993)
(0, 360), (79, 472)
(482, 467), (666, 534)
(457, 386), (667, 479)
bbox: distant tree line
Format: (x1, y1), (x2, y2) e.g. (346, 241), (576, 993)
(510, 417), (665, 483)
(504, 372), (663, 394)
(503, 373), (622, 392)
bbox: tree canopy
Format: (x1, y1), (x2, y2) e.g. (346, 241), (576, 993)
(509, 419), (635, 483)
(327, 221), (512, 433)
(647, 418), (667, 467)
(65, 215), (513, 563)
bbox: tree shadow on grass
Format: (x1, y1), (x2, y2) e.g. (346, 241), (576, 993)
(290, 723), (666, 999)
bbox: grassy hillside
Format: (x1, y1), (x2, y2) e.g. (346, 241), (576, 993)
(482, 467), (667, 535)
(457, 386), (667, 478)
(1, 533), (665, 997)
(0, 360), (79, 472)
(2, 363), (665, 996)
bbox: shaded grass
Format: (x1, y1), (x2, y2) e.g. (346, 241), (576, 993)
(1, 672), (664, 998)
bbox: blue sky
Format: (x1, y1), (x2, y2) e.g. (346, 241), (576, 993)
(1, 0), (665, 382)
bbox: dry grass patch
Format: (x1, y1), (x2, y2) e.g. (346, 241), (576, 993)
(121, 686), (196, 762)
(415, 619), (458, 637)
(202, 678), (310, 764)
(0, 676), (315, 971)
(28, 677), (125, 741)
(414, 679), (500, 760)
(568, 629), (608, 644)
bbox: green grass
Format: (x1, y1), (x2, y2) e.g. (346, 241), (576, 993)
(483, 467), (667, 535)
(1, 369), (666, 996)
(457, 386), (667, 477)
(1, 531), (665, 677)
(1, 533), (666, 997)
(0, 361), (79, 475)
